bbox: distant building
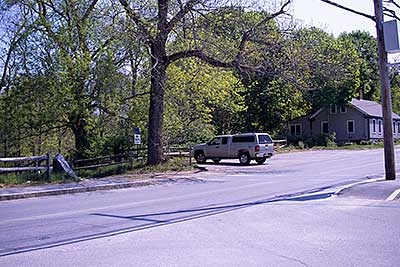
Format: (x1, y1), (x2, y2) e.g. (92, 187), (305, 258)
(288, 98), (400, 143)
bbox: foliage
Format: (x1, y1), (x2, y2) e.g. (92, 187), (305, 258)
(289, 28), (361, 109)
(0, 1), (393, 172)
(164, 58), (246, 144)
(339, 31), (379, 101)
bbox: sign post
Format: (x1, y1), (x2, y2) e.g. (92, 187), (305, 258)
(374, 1), (396, 180)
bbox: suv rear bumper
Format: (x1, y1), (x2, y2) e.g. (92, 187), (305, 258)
(255, 152), (274, 158)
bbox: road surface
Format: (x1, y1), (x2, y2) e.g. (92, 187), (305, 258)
(1, 148), (399, 266)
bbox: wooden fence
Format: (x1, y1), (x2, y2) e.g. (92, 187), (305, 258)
(0, 153), (51, 180)
(0, 140), (286, 177)
(72, 148), (148, 171)
(72, 147), (193, 171)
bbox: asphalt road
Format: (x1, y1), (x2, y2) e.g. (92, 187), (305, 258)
(1, 148), (400, 266)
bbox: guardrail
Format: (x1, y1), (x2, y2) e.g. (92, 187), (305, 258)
(0, 153), (51, 180)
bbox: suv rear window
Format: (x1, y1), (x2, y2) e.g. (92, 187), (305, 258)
(258, 135), (273, 144)
(232, 135), (255, 143)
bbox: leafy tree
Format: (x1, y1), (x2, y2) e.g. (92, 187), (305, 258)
(339, 31), (379, 100)
(0, 0), (135, 158)
(118, 0), (292, 165)
(287, 28), (360, 109)
(164, 58), (246, 145)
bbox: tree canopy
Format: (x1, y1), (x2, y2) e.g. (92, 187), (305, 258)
(0, 0), (392, 163)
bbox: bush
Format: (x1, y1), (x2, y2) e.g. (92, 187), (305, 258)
(287, 133), (337, 148)
(298, 141), (305, 149)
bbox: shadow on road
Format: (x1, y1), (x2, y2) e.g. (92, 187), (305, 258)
(0, 182), (353, 257)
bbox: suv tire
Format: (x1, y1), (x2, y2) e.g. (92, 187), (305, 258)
(194, 151), (207, 164)
(238, 152), (251, 165)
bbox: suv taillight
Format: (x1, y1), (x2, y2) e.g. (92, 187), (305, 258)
(255, 145), (260, 152)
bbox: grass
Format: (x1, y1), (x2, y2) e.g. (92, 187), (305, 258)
(276, 140), (394, 153)
(0, 171), (49, 186)
(0, 157), (194, 187)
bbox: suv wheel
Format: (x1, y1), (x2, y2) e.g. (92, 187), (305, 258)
(194, 151), (207, 164)
(238, 152), (251, 165)
(255, 158), (266, 165)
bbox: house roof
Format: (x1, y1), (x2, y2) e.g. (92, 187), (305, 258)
(309, 98), (400, 120)
(351, 98), (400, 119)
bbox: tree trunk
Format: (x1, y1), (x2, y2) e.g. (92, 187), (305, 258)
(147, 45), (167, 165)
(71, 116), (89, 159)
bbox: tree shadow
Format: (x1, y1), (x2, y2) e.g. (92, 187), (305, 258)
(0, 182), (349, 257)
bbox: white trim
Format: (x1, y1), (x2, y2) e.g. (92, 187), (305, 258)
(378, 120), (382, 133)
(289, 124), (302, 136)
(372, 119), (376, 133)
(321, 121), (328, 134)
(310, 108), (323, 119)
(347, 120), (355, 134)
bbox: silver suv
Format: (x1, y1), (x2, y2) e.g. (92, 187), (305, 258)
(193, 133), (274, 165)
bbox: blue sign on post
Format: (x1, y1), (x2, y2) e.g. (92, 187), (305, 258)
(134, 127), (141, 145)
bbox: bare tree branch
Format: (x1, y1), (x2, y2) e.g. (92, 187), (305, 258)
(384, 0), (400, 10)
(167, 0), (201, 34)
(236, 0), (291, 63)
(82, 0), (99, 22)
(320, 0), (375, 21)
(118, 0), (154, 45)
(384, 7), (400, 20)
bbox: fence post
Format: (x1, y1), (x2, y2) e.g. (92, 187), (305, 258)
(189, 145), (192, 166)
(46, 153), (51, 181)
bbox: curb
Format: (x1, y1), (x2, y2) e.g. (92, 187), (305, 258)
(0, 168), (208, 202)
(0, 181), (153, 201)
(387, 188), (400, 201)
(334, 177), (400, 201)
(334, 178), (383, 196)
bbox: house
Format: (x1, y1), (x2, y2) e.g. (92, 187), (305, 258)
(288, 98), (400, 143)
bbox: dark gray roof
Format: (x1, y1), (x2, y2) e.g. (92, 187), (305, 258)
(351, 98), (400, 119)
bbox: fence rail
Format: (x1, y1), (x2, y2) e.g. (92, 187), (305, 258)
(72, 149), (148, 171)
(0, 153), (51, 180)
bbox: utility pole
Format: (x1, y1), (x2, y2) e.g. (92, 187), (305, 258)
(373, 0), (396, 180)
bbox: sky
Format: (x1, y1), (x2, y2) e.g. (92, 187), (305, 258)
(291, 0), (376, 37)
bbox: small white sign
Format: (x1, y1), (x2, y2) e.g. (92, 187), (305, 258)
(134, 134), (141, 145)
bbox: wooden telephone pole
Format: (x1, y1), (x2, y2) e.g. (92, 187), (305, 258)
(374, 0), (396, 180)
(321, 0), (396, 180)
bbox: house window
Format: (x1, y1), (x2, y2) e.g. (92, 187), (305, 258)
(330, 104), (337, 114)
(347, 120), (355, 134)
(289, 124), (302, 136)
(340, 106), (347, 113)
(394, 122), (396, 133)
(378, 120), (382, 133)
(372, 119), (376, 133)
(321, 121), (329, 134)
(398, 122), (400, 134)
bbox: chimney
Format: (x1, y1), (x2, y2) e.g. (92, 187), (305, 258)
(358, 88), (364, 100)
